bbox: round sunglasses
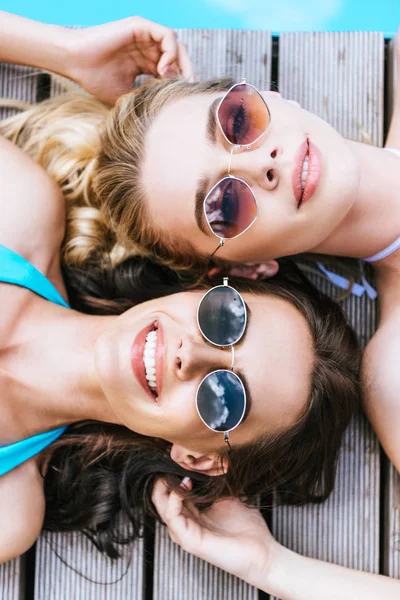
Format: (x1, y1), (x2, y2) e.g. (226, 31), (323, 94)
(196, 278), (248, 448)
(203, 80), (271, 255)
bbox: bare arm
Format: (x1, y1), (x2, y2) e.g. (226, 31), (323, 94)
(0, 11), (193, 104)
(0, 461), (45, 564)
(253, 545), (399, 600)
(152, 480), (400, 600)
(0, 11), (70, 75)
(362, 322), (400, 473)
(385, 29), (400, 150)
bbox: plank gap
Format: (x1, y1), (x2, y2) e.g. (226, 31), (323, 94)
(271, 35), (279, 92)
(144, 518), (156, 600)
(379, 446), (386, 574)
(35, 73), (51, 103)
(22, 544), (36, 600)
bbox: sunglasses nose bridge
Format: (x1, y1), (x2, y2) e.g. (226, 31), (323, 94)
(229, 143), (279, 190)
(177, 336), (229, 380)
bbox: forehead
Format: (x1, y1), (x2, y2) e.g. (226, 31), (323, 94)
(142, 94), (220, 234)
(235, 293), (314, 442)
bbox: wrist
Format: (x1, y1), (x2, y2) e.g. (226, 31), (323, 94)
(246, 539), (287, 593)
(34, 24), (74, 76)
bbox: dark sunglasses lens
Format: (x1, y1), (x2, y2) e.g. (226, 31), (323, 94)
(197, 371), (246, 432)
(204, 177), (256, 239)
(217, 83), (270, 146)
(198, 285), (246, 346)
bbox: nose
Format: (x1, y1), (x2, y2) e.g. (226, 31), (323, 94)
(228, 144), (280, 191)
(175, 336), (230, 381)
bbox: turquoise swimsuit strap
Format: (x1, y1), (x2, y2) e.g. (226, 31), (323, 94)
(0, 244), (70, 475)
(0, 426), (68, 477)
(0, 244), (69, 308)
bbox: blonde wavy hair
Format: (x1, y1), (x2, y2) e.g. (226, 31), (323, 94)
(0, 77), (233, 271)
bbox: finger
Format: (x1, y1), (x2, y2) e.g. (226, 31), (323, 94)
(152, 478), (171, 519)
(165, 489), (185, 523)
(180, 476), (193, 491)
(177, 42), (194, 79)
(154, 31), (180, 75)
(159, 60), (181, 79)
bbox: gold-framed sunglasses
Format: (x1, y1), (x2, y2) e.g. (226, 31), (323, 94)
(203, 80), (271, 255)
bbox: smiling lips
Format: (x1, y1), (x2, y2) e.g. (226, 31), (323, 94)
(292, 140), (322, 207)
(131, 321), (164, 402)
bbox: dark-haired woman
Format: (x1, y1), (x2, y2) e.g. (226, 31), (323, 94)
(0, 106), (361, 563)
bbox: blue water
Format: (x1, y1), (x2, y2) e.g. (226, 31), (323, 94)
(2, 0), (400, 34)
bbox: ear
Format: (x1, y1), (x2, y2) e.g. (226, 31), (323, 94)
(229, 260), (280, 280)
(255, 260), (279, 278)
(170, 444), (228, 477)
(208, 260), (279, 281)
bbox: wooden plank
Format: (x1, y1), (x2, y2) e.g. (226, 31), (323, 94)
(152, 28), (272, 600)
(154, 523), (257, 600)
(387, 37), (397, 122)
(34, 532), (145, 600)
(0, 62), (38, 600)
(279, 32), (383, 145)
(176, 28), (272, 89)
(0, 559), (25, 600)
(384, 463), (400, 578)
(384, 37), (400, 580)
(272, 33), (385, 589)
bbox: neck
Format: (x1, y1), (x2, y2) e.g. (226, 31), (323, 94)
(312, 141), (400, 259)
(6, 302), (122, 435)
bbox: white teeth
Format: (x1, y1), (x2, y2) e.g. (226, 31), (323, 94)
(301, 155), (309, 190)
(143, 329), (158, 394)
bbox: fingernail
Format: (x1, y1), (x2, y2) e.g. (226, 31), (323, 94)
(181, 476), (191, 489)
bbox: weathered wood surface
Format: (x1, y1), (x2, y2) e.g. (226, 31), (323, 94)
(177, 28), (272, 89)
(0, 559), (24, 600)
(34, 531), (145, 600)
(271, 35), (384, 595)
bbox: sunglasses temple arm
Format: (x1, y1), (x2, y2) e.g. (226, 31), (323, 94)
(224, 432), (232, 450)
(210, 238), (225, 257)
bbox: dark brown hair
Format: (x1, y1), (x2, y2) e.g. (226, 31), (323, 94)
(41, 257), (361, 558)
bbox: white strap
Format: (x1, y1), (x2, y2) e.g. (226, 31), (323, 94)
(364, 148), (400, 262)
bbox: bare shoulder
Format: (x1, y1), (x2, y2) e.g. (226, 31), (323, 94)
(0, 134), (65, 270)
(0, 459), (45, 564)
(363, 317), (400, 403)
(362, 317), (400, 471)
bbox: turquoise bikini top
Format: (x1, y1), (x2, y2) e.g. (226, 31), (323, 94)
(0, 244), (69, 477)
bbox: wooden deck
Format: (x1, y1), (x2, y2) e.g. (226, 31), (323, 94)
(0, 29), (399, 600)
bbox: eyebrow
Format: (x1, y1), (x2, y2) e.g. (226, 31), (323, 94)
(194, 97), (222, 236)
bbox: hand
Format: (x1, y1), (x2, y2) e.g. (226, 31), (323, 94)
(64, 17), (193, 104)
(152, 478), (278, 585)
